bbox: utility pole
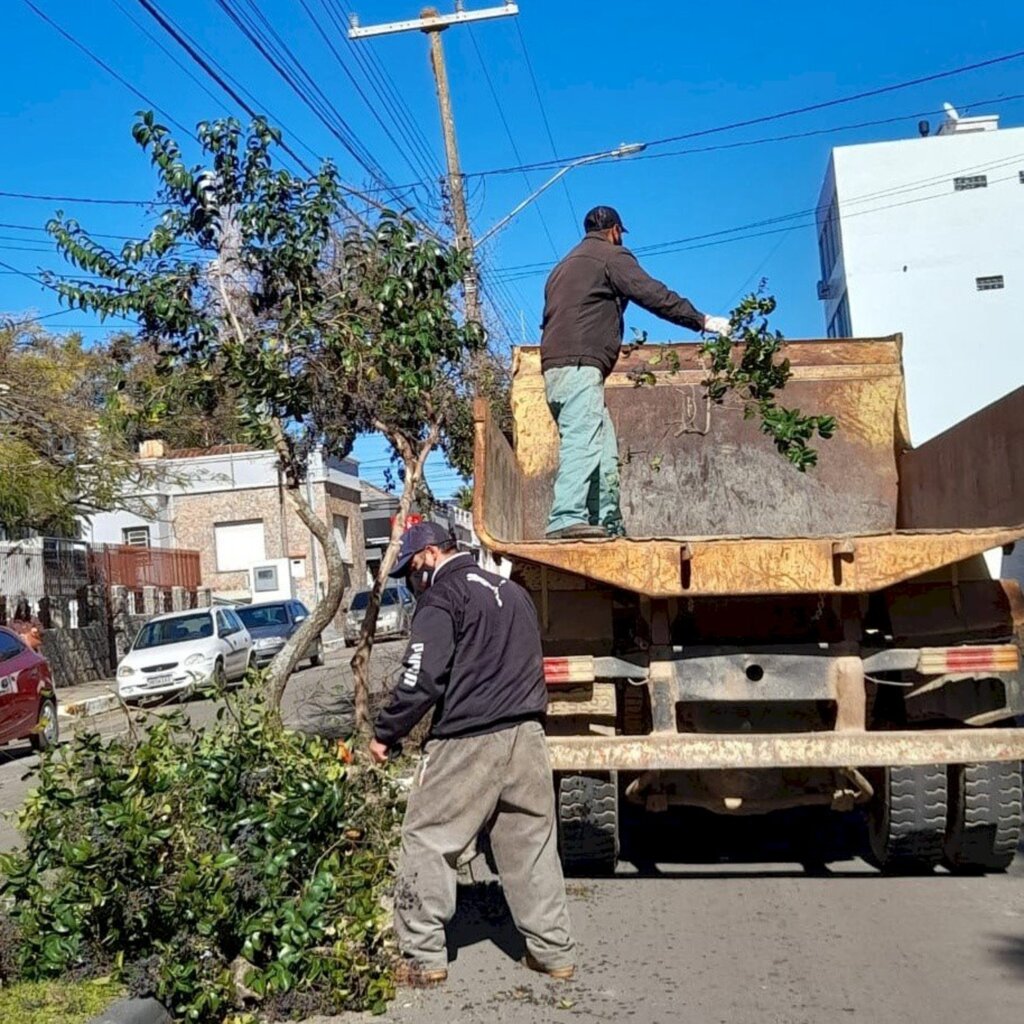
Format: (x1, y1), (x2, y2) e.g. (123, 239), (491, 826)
(349, 3), (520, 327)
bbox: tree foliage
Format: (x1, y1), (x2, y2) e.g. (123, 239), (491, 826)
(698, 291), (836, 471)
(0, 325), (150, 536)
(46, 112), (483, 714)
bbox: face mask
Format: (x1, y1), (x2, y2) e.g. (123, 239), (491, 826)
(407, 566), (431, 597)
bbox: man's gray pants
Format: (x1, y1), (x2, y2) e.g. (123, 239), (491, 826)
(395, 720), (575, 972)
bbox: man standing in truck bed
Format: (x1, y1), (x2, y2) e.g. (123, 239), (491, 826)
(540, 205), (730, 539)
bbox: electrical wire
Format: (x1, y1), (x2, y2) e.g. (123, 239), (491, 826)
(462, 51), (1024, 179)
(493, 151), (1024, 279)
(21, 0), (197, 140)
(513, 18), (579, 231)
(300, 0), (441, 189)
(468, 26), (559, 258)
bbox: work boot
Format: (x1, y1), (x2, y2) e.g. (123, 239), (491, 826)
(545, 524), (608, 540)
(523, 952), (575, 980)
(394, 960), (448, 987)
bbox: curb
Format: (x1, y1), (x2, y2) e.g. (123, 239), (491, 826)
(58, 690), (121, 720)
(88, 997), (173, 1024)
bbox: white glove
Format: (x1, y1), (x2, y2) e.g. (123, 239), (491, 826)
(702, 314), (731, 336)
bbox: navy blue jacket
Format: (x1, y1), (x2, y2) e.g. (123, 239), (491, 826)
(373, 553), (547, 746)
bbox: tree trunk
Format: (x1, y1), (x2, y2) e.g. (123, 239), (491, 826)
(262, 420), (348, 713)
(350, 422), (440, 736)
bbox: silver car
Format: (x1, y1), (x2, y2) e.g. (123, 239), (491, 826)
(343, 586), (414, 647)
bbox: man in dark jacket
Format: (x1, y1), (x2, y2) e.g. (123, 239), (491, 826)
(540, 205), (730, 539)
(369, 522), (575, 986)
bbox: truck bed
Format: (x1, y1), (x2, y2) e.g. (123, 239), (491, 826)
(473, 338), (1024, 596)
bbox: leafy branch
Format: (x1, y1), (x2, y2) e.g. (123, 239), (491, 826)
(698, 290), (836, 471)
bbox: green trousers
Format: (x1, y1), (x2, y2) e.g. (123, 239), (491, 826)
(544, 365), (624, 535)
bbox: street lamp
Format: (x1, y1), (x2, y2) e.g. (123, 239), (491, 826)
(474, 142), (647, 248)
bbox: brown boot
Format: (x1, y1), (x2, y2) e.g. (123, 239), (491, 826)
(523, 952), (576, 980)
(394, 960), (448, 987)
(545, 524), (608, 540)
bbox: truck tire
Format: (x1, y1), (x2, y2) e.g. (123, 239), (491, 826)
(556, 772), (618, 876)
(865, 764), (947, 874)
(943, 761), (1023, 874)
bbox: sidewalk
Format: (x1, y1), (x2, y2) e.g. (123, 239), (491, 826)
(57, 678), (121, 721)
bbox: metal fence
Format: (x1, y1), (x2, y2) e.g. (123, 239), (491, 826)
(92, 543), (202, 592)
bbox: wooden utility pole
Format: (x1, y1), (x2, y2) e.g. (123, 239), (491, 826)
(349, 3), (520, 327)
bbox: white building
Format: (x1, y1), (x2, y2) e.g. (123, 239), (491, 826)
(80, 443), (365, 617)
(816, 105), (1024, 445)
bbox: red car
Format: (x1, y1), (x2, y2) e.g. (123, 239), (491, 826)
(0, 625), (58, 752)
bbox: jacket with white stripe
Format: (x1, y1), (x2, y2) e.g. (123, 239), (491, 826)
(373, 553), (547, 747)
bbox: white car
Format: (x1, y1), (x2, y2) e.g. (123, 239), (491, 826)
(117, 607), (253, 702)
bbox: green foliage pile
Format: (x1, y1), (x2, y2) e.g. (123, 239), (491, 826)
(0, 691), (402, 1022)
(699, 291), (836, 471)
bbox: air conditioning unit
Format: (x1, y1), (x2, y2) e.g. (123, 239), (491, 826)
(248, 559), (294, 602)
(816, 280), (834, 301)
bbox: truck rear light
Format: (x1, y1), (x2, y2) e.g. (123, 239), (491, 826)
(543, 656), (595, 685)
(917, 645), (1020, 675)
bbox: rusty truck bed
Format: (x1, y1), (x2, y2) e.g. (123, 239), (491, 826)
(473, 337), (1024, 596)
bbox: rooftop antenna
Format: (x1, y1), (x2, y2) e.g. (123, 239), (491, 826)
(943, 102), (960, 123)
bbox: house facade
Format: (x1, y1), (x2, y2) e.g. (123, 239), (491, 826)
(82, 443), (365, 623)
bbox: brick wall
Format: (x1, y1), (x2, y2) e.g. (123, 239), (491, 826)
(171, 481), (364, 623)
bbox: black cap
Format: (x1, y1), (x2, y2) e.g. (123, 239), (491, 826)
(389, 521), (453, 578)
(583, 205), (627, 234)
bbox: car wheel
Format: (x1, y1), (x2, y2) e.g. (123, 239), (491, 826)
(213, 658), (227, 690)
(30, 698), (59, 752)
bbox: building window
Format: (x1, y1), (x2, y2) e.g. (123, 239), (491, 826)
(333, 514), (351, 562)
(976, 275), (1005, 291)
(827, 292), (852, 339)
(214, 519), (266, 572)
(817, 197), (841, 282)
(122, 526), (150, 547)
(954, 175), (987, 191)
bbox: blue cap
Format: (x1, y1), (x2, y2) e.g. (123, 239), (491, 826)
(389, 521), (453, 578)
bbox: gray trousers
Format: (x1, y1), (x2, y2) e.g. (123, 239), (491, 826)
(394, 720), (576, 971)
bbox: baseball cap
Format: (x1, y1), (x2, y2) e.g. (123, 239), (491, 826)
(583, 205), (627, 234)
(389, 521), (453, 578)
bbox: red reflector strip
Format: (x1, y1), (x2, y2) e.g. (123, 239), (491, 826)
(543, 656), (595, 685)
(917, 645), (1020, 675)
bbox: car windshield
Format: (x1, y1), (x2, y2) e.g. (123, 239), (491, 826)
(237, 604), (290, 630)
(134, 613), (214, 650)
(350, 589), (403, 611)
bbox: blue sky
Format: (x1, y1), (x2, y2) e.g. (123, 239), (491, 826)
(2, 1), (1023, 495)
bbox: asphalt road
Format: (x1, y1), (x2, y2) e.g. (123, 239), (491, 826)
(3, 641), (1022, 1023)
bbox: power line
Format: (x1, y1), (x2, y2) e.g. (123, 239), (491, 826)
(468, 26), (559, 258)
(513, 18), (579, 231)
(213, 0), (410, 206)
(0, 189), (151, 206)
(299, 0), (440, 189)
(330, 0), (443, 182)
(461, 57), (1024, 180)
(21, 0), (196, 140)
(496, 163), (1024, 283)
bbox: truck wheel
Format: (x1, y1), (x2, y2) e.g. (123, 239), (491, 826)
(943, 762), (1023, 874)
(865, 764), (947, 874)
(556, 772), (618, 876)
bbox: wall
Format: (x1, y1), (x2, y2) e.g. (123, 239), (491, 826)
(818, 123), (1024, 445)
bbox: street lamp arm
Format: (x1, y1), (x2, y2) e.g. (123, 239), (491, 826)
(474, 142), (647, 249)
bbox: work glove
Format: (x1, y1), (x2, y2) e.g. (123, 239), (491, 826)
(702, 314), (731, 336)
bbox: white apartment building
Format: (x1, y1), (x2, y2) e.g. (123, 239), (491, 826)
(816, 105), (1024, 446)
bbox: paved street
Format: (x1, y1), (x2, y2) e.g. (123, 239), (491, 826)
(3, 641), (1022, 1023)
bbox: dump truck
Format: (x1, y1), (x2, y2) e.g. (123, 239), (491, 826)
(472, 336), (1024, 874)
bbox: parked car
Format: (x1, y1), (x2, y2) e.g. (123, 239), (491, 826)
(116, 607), (252, 702)
(344, 586), (415, 647)
(236, 600), (324, 669)
(0, 626), (58, 752)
